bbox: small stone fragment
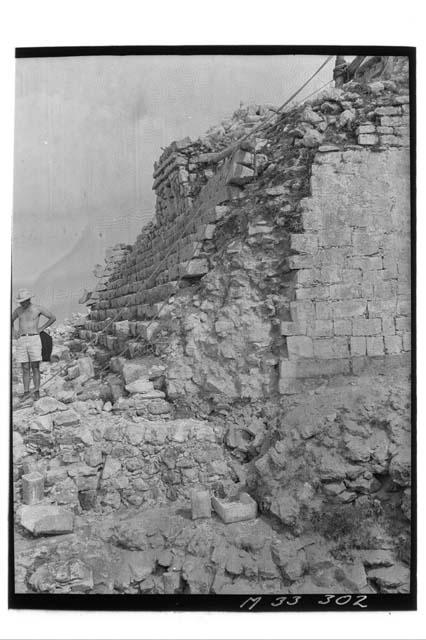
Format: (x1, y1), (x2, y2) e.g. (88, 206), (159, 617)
(21, 472), (44, 505)
(191, 489), (211, 519)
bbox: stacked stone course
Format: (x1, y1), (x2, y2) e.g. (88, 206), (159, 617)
(81, 58), (411, 399)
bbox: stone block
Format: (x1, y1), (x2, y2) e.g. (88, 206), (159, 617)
(397, 297), (411, 316)
(293, 358), (350, 378)
(266, 185), (288, 197)
(286, 335), (314, 359)
(381, 315), (395, 335)
(114, 320), (130, 339)
(347, 256), (382, 271)
(280, 321), (306, 336)
(317, 247), (347, 266)
(34, 397), (67, 415)
(279, 360), (297, 381)
(203, 224), (216, 240)
(163, 572), (182, 593)
(380, 134), (401, 146)
(248, 223), (274, 235)
(352, 231), (382, 256)
(125, 379), (155, 394)
(211, 493), (257, 524)
(376, 106), (401, 116)
(290, 301), (315, 322)
(350, 336), (366, 357)
(53, 410), (80, 427)
(313, 337), (349, 359)
(315, 301), (333, 320)
(290, 233), (318, 254)
(20, 505), (74, 536)
(367, 298), (396, 317)
(333, 299), (367, 319)
(214, 205), (229, 221)
(402, 332), (411, 351)
(295, 286), (330, 301)
(333, 319), (351, 336)
(191, 490), (212, 519)
(180, 258), (209, 278)
(366, 336), (385, 357)
(306, 320), (333, 338)
(356, 123), (376, 134)
(295, 268), (321, 286)
(227, 164), (254, 185)
(302, 129), (324, 148)
(352, 318), (382, 336)
(396, 316), (411, 332)
(377, 126), (394, 134)
(287, 254), (314, 269)
(358, 133), (379, 145)
(22, 472), (44, 505)
(318, 227), (352, 248)
(320, 265), (343, 283)
(384, 335), (403, 354)
(330, 283), (360, 300)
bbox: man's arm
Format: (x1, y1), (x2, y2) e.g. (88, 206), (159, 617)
(37, 306), (56, 333)
(11, 308), (20, 338)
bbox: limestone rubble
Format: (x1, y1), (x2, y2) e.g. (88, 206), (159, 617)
(12, 57), (412, 595)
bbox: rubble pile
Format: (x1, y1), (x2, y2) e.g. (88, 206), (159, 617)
(12, 323), (410, 595)
(12, 58), (411, 595)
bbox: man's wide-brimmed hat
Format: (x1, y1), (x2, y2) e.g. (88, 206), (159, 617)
(16, 288), (33, 303)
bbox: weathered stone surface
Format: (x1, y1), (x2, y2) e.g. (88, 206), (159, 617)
(53, 409), (80, 427)
(20, 505), (74, 536)
(367, 564), (410, 591)
(34, 397), (67, 415)
(125, 379), (155, 394)
(191, 490), (211, 519)
(29, 559), (93, 593)
(22, 472), (44, 505)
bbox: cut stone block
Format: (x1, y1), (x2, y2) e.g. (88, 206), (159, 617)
(366, 336), (385, 357)
(352, 318), (382, 336)
(286, 335), (314, 359)
(78, 356), (95, 378)
(350, 336), (367, 357)
(20, 505), (74, 536)
(125, 379), (155, 394)
(180, 259), (209, 278)
(34, 397), (67, 415)
(191, 490), (212, 519)
(211, 493), (257, 524)
(53, 410), (80, 427)
(22, 472), (44, 505)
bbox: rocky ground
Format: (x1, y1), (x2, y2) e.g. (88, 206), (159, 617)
(12, 322), (411, 595)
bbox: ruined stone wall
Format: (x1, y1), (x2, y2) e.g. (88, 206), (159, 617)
(280, 141), (410, 392)
(81, 106), (273, 355)
(80, 60), (411, 401)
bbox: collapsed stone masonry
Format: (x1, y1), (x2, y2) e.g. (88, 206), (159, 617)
(80, 58), (411, 402)
(13, 57), (412, 595)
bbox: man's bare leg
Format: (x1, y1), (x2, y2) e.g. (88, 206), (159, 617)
(31, 362), (40, 399)
(21, 363), (30, 395)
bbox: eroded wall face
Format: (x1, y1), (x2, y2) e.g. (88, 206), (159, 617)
(81, 68), (411, 401)
(280, 146), (411, 392)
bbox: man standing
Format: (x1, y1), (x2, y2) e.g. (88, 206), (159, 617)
(12, 289), (56, 400)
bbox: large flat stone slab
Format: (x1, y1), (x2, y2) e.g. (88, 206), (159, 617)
(20, 505), (75, 536)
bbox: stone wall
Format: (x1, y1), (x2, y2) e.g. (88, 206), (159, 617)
(80, 59), (411, 401)
(280, 143), (410, 392)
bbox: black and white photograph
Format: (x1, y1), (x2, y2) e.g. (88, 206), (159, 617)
(9, 47), (415, 611)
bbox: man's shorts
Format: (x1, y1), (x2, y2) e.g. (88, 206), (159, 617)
(15, 335), (42, 364)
